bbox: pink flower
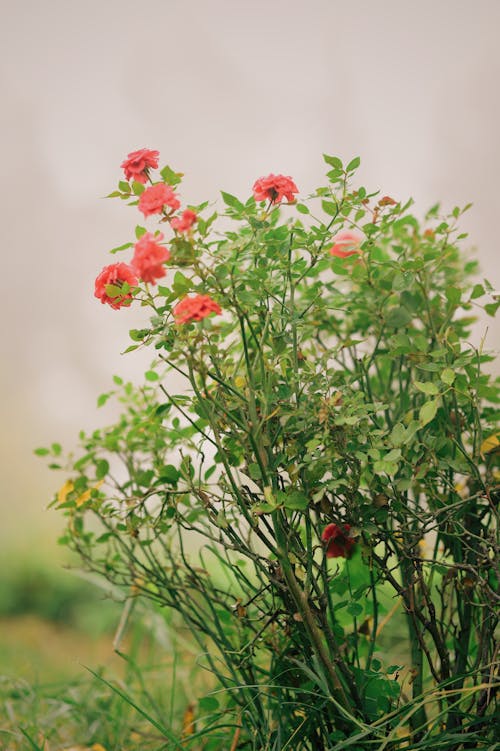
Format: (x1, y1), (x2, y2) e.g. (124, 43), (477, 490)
(252, 174), (299, 204)
(173, 294), (222, 324)
(94, 263), (138, 309)
(121, 148), (159, 184)
(131, 232), (170, 284)
(138, 184), (181, 217)
(329, 230), (363, 258)
(321, 524), (356, 559)
(171, 209), (198, 233)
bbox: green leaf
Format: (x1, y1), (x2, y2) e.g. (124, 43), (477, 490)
(445, 286), (461, 305)
(296, 203), (310, 214)
(414, 380), (440, 396)
(392, 272), (413, 291)
(135, 225), (147, 239)
(105, 284), (123, 299)
(322, 200), (338, 216)
(440, 368), (455, 385)
(485, 300), (500, 317)
(97, 392), (111, 407)
(419, 399), (439, 426)
(386, 307), (412, 328)
(160, 165), (183, 186)
(95, 459), (109, 479)
(131, 180), (145, 196)
(347, 601), (363, 616)
(145, 370), (159, 382)
(173, 271), (193, 294)
(109, 241), (133, 255)
(389, 423), (406, 447)
(346, 156), (361, 172)
(129, 328), (149, 342)
(160, 465), (180, 484)
(34, 447), (49, 456)
(252, 503), (277, 515)
(118, 180), (131, 193)
(282, 490), (309, 511)
(199, 696), (219, 712)
(323, 154), (343, 169)
(221, 191), (245, 212)
(470, 283), (485, 300)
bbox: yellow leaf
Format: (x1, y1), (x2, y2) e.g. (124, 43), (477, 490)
(58, 480), (74, 504)
(181, 702), (196, 739)
(76, 480), (104, 507)
(480, 433), (500, 455)
(91, 745), (107, 751)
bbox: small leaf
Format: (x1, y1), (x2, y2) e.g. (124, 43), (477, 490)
(346, 156), (361, 172)
(221, 191), (245, 212)
(414, 380), (440, 395)
(145, 370), (159, 382)
(135, 225), (147, 239)
(109, 241), (133, 255)
(323, 154), (343, 169)
(347, 601), (363, 616)
(470, 284), (485, 300)
(282, 490), (309, 511)
(160, 165), (183, 186)
(321, 200), (338, 216)
(97, 392), (111, 407)
(445, 287), (461, 306)
(131, 180), (145, 196)
(480, 433), (500, 455)
(389, 423), (406, 447)
(419, 399), (439, 426)
(440, 368), (455, 385)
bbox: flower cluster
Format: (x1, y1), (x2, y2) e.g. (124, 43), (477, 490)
(97, 149), (359, 322)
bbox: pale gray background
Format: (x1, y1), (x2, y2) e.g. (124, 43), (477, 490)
(1, 0), (499, 552)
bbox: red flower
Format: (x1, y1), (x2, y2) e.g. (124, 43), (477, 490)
(171, 209), (198, 233)
(94, 263), (138, 309)
(121, 148), (159, 184)
(138, 183), (181, 217)
(329, 230), (363, 258)
(252, 174), (299, 204)
(131, 232), (170, 284)
(321, 524), (356, 559)
(173, 294), (222, 324)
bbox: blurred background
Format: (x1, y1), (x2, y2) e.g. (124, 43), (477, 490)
(1, 0), (499, 683)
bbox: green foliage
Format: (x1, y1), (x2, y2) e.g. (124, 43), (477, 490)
(42, 156), (500, 749)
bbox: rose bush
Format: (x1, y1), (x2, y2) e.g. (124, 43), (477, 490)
(41, 150), (499, 750)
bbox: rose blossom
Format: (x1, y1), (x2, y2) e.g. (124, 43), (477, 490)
(138, 183), (181, 217)
(321, 523), (356, 559)
(329, 230), (363, 258)
(171, 209), (198, 233)
(252, 174), (299, 204)
(131, 232), (170, 284)
(94, 262), (138, 309)
(121, 148), (159, 184)
(173, 294), (222, 325)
